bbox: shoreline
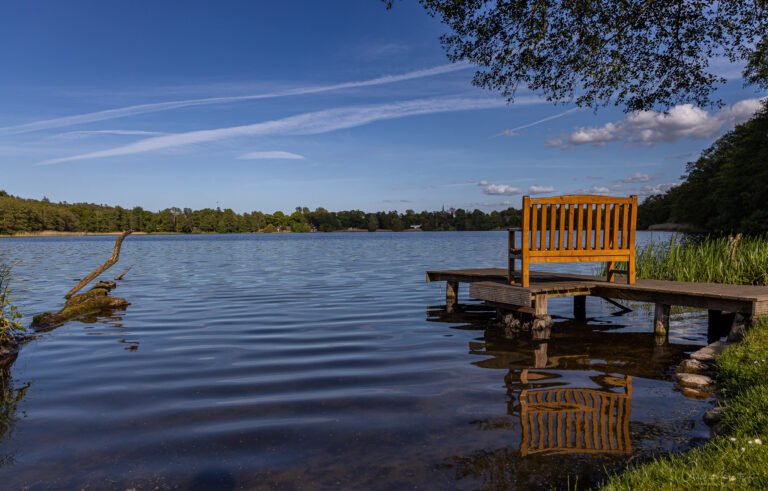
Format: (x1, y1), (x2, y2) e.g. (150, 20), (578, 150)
(0, 228), (437, 238)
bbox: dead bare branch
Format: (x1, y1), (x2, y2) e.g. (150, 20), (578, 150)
(65, 231), (132, 299)
(114, 266), (132, 281)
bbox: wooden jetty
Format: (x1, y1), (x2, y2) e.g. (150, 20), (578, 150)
(427, 268), (768, 340)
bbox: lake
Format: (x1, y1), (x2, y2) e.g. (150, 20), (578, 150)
(0, 231), (712, 489)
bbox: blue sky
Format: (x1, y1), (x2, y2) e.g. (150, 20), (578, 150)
(0, 1), (765, 213)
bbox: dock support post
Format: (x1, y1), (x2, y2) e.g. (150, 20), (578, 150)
(705, 310), (737, 342)
(533, 294), (553, 330)
(573, 296), (587, 321)
(446, 281), (458, 313)
(654, 303), (670, 345)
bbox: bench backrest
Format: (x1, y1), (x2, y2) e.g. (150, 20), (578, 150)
(521, 195), (638, 255)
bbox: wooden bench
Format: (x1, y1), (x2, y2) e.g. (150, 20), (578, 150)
(509, 195), (638, 287)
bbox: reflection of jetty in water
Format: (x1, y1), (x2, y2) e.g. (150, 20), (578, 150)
(427, 304), (700, 460)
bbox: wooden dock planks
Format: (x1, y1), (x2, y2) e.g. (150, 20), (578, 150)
(427, 268), (768, 316)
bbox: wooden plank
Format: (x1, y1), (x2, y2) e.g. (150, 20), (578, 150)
(531, 203), (539, 250)
(549, 204), (556, 251)
(586, 203), (593, 250)
(595, 204), (602, 250)
(612, 203), (620, 251)
(595, 286), (754, 314)
(575, 204), (584, 250)
(530, 195), (635, 205)
(522, 196), (531, 287)
(529, 249), (630, 259)
(621, 203), (629, 250)
(559, 204), (566, 250)
(470, 281), (532, 307)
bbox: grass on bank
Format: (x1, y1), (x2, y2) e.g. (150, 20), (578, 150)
(632, 234), (768, 285)
(0, 264), (23, 349)
(602, 316), (768, 490)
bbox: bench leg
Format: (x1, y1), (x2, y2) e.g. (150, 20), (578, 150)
(522, 260), (530, 288)
(508, 230), (516, 285)
(606, 261), (615, 283)
(628, 256), (636, 284)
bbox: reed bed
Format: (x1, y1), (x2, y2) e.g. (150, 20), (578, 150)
(627, 234), (768, 286)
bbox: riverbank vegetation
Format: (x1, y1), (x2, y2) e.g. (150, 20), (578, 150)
(603, 316), (768, 490)
(0, 191), (521, 234)
(638, 101), (768, 233)
(0, 264), (23, 356)
(634, 235), (768, 286)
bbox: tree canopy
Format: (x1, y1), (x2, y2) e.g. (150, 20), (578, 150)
(389, 0), (767, 111)
(0, 192), (520, 235)
(638, 100), (768, 233)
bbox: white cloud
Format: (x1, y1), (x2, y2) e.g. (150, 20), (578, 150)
(477, 180), (554, 196)
(619, 172), (652, 183)
(550, 98), (764, 148)
(39, 96), (518, 165)
(484, 184), (522, 195)
(0, 63), (472, 136)
(642, 182), (679, 195)
(528, 185), (555, 194)
(238, 151), (305, 160)
(585, 186), (611, 194)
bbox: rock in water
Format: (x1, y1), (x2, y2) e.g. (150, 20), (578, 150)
(690, 341), (726, 363)
(677, 359), (711, 374)
(676, 373), (714, 389)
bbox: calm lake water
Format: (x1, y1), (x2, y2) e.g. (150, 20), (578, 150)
(0, 231), (712, 489)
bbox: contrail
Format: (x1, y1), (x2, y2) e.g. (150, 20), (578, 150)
(498, 108), (581, 136)
(39, 96), (529, 165)
(0, 63), (472, 136)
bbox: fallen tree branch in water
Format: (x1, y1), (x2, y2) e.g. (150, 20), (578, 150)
(32, 281), (129, 331)
(65, 231), (132, 300)
(32, 232), (133, 331)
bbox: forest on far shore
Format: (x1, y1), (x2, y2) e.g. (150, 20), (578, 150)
(0, 191), (521, 234)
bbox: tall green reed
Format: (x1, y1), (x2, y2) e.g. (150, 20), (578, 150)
(631, 234), (768, 285)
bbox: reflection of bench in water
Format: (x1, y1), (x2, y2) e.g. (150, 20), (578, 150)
(519, 373), (632, 456)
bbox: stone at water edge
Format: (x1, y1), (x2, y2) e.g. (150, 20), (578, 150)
(703, 407), (725, 426)
(676, 372), (714, 389)
(690, 341), (727, 363)
(677, 358), (711, 374)
(681, 387), (712, 400)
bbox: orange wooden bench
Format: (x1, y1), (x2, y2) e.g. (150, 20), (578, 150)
(509, 195), (638, 287)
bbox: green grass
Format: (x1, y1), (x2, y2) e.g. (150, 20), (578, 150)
(0, 263), (23, 348)
(632, 234), (768, 285)
(602, 317), (768, 490)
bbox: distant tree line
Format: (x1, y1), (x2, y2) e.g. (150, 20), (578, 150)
(0, 192), (521, 235)
(638, 101), (768, 234)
